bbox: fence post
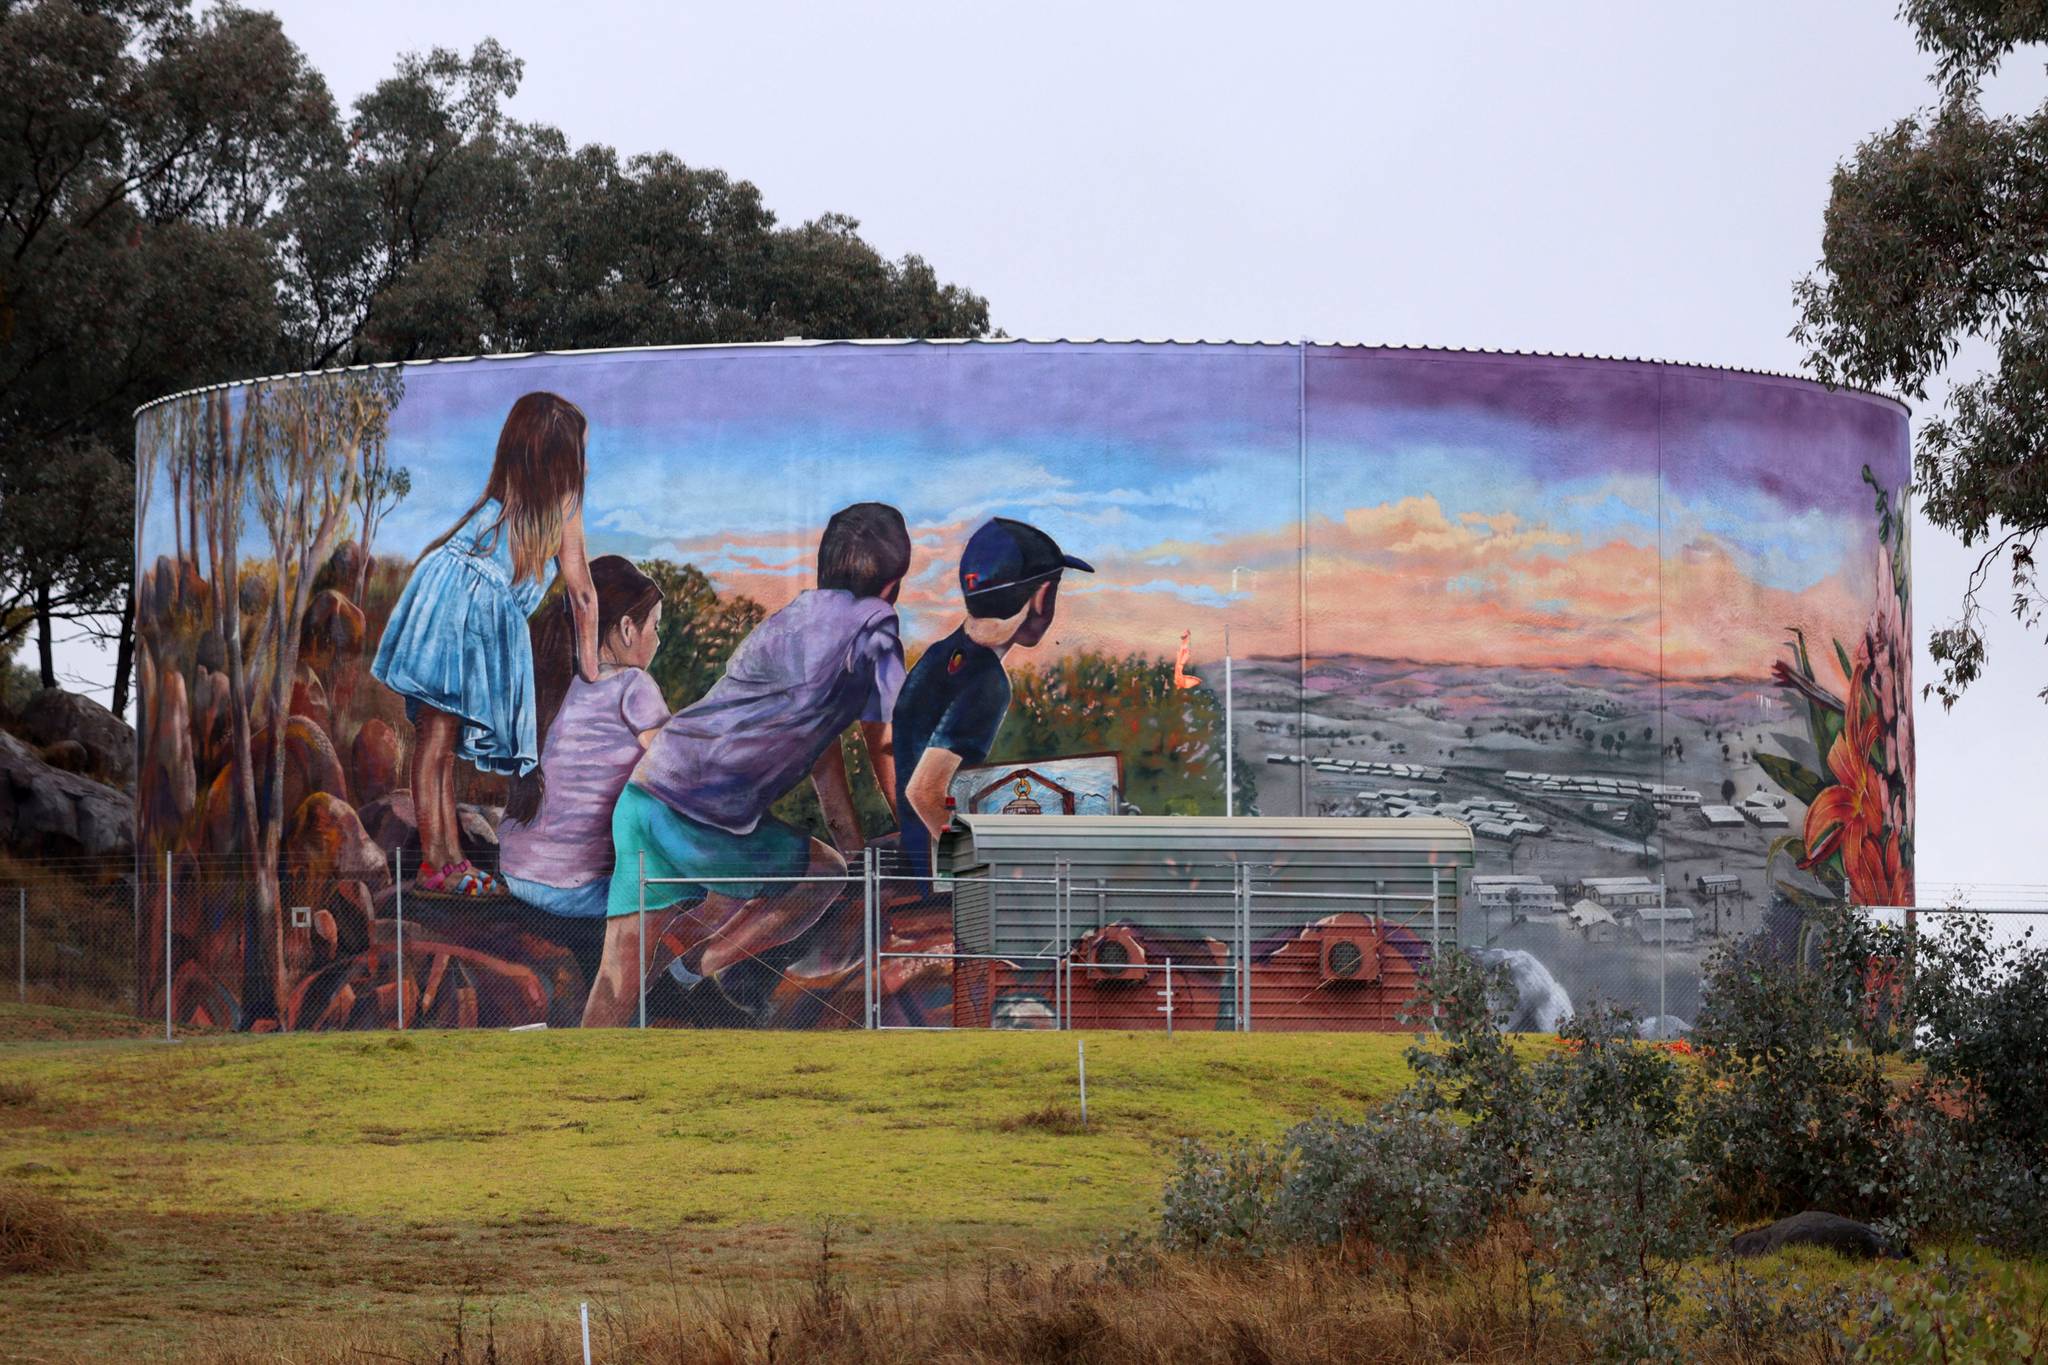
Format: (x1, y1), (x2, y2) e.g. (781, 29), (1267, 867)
(163, 850), (173, 1042)
(1430, 866), (1442, 1032)
(1234, 864), (1246, 1033)
(1243, 866), (1255, 1034)
(394, 847), (406, 1031)
(1163, 958), (1174, 1038)
(16, 886), (23, 1004)
(1053, 860), (1068, 1032)
(1657, 878), (1668, 1033)
(862, 846), (876, 1029)
(636, 850), (647, 1030)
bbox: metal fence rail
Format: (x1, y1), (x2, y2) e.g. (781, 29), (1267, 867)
(6, 851), (2045, 1038)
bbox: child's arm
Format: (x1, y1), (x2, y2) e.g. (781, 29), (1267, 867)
(904, 746), (965, 848)
(861, 721), (897, 820)
(556, 500), (600, 683)
(811, 737), (865, 854)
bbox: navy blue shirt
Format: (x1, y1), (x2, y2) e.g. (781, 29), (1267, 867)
(893, 626), (1011, 872)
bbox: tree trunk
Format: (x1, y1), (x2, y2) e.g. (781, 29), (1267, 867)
(257, 584), (294, 1030)
(354, 516), (373, 607)
(225, 551), (267, 1027)
(111, 581), (136, 719)
(35, 580), (55, 688)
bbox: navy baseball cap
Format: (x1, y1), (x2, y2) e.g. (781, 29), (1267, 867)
(959, 517), (1093, 604)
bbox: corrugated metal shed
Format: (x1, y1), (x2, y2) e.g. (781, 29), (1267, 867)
(939, 815), (1472, 960)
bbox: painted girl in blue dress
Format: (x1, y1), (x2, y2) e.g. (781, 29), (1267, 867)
(371, 392), (600, 897)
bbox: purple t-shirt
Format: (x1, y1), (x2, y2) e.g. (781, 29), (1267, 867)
(499, 668), (670, 888)
(633, 589), (904, 834)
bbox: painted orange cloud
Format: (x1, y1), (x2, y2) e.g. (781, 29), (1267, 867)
(662, 494), (1873, 683)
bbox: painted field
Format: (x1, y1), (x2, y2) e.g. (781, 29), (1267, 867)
(0, 1006), (1414, 1357)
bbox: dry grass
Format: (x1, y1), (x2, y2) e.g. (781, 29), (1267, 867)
(83, 1234), (1889, 1365)
(0, 1000), (182, 1042)
(0, 1182), (107, 1276)
(996, 1102), (1092, 1135)
(0, 1078), (38, 1107)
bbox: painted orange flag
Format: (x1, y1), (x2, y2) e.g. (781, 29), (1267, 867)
(1172, 630), (1202, 690)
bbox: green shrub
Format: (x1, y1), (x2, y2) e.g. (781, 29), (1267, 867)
(1688, 912), (1903, 1223)
(1909, 916), (2048, 1155)
(1527, 1006), (1708, 1363)
(1851, 1259), (2048, 1364)
(1401, 946), (1533, 1212)
(1267, 1106), (1493, 1268)
(1157, 1103), (1495, 1273)
(1156, 1137), (1289, 1256)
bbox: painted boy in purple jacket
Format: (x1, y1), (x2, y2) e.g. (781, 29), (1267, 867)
(580, 503), (907, 1025)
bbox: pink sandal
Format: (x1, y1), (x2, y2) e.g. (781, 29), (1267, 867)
(417, 860), (505, 898)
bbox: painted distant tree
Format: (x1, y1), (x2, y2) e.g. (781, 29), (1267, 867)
(241, 368), (403, 1022)
(1625, 796), (1660, 866)
(350, 433), (411, 605)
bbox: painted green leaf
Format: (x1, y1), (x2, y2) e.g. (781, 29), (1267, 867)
(1756, 752), (1827, 807)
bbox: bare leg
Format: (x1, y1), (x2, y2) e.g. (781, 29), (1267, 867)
(696, 840), (847, 978)
(581, 911), (685, 1027)
(410, 708), (463, 871)
(580, 841), (847, 1026)
(579, 891), (745, 1027)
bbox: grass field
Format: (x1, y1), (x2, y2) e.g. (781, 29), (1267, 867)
(0, 1004), (1417, 1359)
(8, 1005), (2045, 1364)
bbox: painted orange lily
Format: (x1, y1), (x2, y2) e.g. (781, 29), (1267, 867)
(1798, 662), (1908, 906)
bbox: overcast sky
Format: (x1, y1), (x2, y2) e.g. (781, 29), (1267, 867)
(68, 0), (2048, 897)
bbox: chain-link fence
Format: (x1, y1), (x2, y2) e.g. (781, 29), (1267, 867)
(0, 856), (142, 1015)
(9, 850), (2044, 1037)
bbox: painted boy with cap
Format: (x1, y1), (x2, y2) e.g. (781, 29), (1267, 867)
(893, 517), (1093, 873)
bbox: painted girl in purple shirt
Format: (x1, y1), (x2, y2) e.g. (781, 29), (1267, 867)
(499, 557), (669, 917)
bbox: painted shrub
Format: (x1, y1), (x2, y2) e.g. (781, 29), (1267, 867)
(131, 341), (1911, 1032)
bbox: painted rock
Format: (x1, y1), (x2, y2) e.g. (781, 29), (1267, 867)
(148, 669), (196, 824)
(357, 790), (417, 857)
(350, 719), (402, 806)
(302, 588), (366, 666)
(289, 663), (330, 732)
(284, 792), (392, 900)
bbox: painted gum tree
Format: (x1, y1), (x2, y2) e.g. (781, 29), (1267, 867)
(241, 367), (403, 1024)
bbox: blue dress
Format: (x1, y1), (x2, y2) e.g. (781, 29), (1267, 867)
(370, 499), (553, 776)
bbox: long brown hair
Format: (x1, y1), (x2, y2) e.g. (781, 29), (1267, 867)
(419, 392), (589, 584)
(504, 555), (663, 826)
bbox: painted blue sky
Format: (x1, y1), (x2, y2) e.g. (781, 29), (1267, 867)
(138, 342), (1905, 672)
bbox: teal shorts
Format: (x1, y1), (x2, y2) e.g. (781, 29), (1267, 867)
(606, 784), (811, 918)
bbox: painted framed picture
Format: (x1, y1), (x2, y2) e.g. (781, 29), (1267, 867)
(949, 751), (1125, 818)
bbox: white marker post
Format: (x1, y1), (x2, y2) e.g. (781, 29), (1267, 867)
(1077, 1038), (1088, 1127)
(1224, 625), (1234, 818)
(1163, 958), (1174, 1038)
(580, 1301), (592, 1365)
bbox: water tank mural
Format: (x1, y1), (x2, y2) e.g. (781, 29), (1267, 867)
(132, 341), (1912, 1031)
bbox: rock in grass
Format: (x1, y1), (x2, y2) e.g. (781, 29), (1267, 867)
(1729, 1210), (1907, 1261)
